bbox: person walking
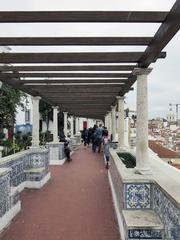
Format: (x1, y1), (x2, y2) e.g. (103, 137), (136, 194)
(82, 127), (88, 149)
(103, 130), (110, 169)
(92, 124), (97, 152)
(94, 124), (103, 153)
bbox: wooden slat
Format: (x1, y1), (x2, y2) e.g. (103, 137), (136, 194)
(20, 79), (127, 84)
(0, 37), (152, 46)
(119, 76), (137, 95)
(1, 72), (130, 78)
(58, 103), (112, 106)
(47, 96), (115, 100)
(0, 52), (166, 63)
(0, 11), (168, 23)
(28, 88), (121, 93)
(139, 1), (180, 67)
(0, 65), (136, 72)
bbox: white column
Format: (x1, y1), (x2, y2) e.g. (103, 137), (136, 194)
(31, 96), (41, 148)
(75, 117), (79, 134)
(78, 117), (80, 132)
(104, 114), (108, 128)
(53, 106), (59, 142)
(111, 105), (116, 141)
(133, 68), (152, 174)
(107, 111), (112, 136)
(71, 116), (74, 137)
(117, 96), (125, 149)
(63, 112), (68, 137)
(124, 117), (130, 147)
(0, 146), (3, 158)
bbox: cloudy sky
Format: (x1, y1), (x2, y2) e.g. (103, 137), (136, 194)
(0, 0), (179, 119)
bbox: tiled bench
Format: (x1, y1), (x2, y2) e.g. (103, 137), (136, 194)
(109, 149), (180, 240)
(123, 210), (164, 240)
(0, 148), (50, 232)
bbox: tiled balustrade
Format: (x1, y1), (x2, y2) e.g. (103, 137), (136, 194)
(46, 142), (65, 165)
(109, 149), (180, 240)
(46, 134), (80, 165)
(0, 148), (50, 232)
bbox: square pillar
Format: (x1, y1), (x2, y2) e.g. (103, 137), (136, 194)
(107, 111), (112, 136)
(117, 96), (125, 149)
(63, 112), (68, 137)
(111, 105), (116, 141)
(31, 96), (41, 148)
(53, 106), (59, 143)
(75, 117), (79, 134)
(133, 68), (152, 174)
(70, 116), (74, 137)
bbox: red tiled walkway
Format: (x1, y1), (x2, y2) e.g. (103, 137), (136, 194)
(0, 146), (120, 240)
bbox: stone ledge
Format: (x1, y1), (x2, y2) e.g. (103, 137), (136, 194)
(50, 158), (66, 165)
(25, 172), (51, 189)
(24, 167), (45, 173)
(0, 201), (21, 233)
(123, 210), (163, 230)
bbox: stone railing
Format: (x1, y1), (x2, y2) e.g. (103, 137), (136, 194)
(109, 148), (180, 240)
(46, 133), (81, 165)
(0, 148), (50, 232)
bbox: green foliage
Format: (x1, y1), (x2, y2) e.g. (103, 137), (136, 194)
(39, 100), (53, 131)
(13, 133), (32, 151)
(0, 83), (26, 128)
(40, 131), (53, 145)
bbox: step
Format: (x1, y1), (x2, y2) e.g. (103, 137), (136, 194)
(122, 210), (164, 240)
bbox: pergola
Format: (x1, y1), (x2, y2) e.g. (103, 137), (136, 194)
(0, 1), (179, 121)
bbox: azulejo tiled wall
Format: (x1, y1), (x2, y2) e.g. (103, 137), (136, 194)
(109, 157), (125, 210)
(153, 185), (180, 240)
(0, 171), (10, 218)
(109, 152), (180, 240)
(128, 229), (162, 239)
(125, 183), (152, 209)
(0, 148), (49, 218)
(46, 143), (65, 161)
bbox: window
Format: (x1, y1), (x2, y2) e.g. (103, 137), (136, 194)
(25, 110), (30, 123)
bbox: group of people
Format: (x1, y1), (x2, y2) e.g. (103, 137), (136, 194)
(82, 124), (110, 169)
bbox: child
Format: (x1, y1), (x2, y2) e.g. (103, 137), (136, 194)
(103, 130), (110, 169)
(64, 140), (72, 162)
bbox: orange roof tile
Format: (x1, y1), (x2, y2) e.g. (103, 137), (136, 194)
(149, 140), (180, 158)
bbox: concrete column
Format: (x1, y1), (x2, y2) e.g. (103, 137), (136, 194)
(117, 96), (125, 149)
(63, 112), (68, 137)
(53, 106), (59, 142)
(78, 117), (80, 132)
(124, 117), (130, 147)
(31, 96), (41, 148)
(0, 146), (3, 158)
(133, 68), (152, 174)
(104, 114), (108, 128)
(71, 116), (74, 137)
(111, 105), (116, 141)
(75, 117), (79, 134)
(107, 111), (111, 136)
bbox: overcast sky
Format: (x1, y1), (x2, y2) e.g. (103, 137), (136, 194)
(0, 0), (179, 119)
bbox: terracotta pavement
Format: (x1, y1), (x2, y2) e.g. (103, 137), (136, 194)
(0, 146), (120, 240)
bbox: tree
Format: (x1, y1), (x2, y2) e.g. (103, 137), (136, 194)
(0, 83), (26, 130)
(39, 100), (53, 131)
